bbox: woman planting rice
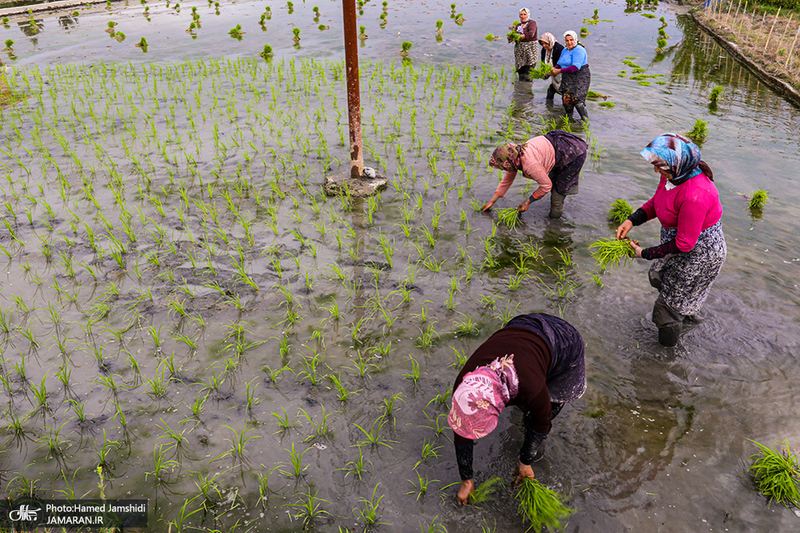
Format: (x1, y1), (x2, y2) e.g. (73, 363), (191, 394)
(482, 131), (588, 218)
(616, 133), (726, 346)
(448, 313), (586, 505)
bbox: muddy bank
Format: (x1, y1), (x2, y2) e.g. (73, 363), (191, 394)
(691, 7), (800, 107)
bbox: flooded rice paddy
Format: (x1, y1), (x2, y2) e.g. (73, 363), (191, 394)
(1, 0), (799, 531)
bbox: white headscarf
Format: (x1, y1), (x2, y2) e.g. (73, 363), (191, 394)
(563, 30), (578, 42)
(519, 7), (531, 17)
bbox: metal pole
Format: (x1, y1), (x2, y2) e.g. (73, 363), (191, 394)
(342, 0), (364, 179)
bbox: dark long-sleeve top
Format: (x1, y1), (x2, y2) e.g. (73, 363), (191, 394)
(540, 41), (564, 66)
(515, 20), (538, 42)
(452, 327), (552, 480)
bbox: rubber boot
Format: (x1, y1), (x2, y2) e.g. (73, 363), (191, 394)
(549, 191), (565, 218)
(518, 66), (532, 82)
(576, 102), (589, 122)
(652, 295), (685, 347)
(563, 102), (574, 119)
(546, 84), (556, 101)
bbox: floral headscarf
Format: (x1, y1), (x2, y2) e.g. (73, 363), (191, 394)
(640, 133), (713, 185)
(539, 32), (556, 48)
(489, 143), (524, 172)
(448, 355), (519, 440)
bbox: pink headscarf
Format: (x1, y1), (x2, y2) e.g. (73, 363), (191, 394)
(448, 355), (519, 440)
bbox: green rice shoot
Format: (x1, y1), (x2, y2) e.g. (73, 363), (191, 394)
(748, 439), (800, 507)
(531, 62), (553, 78)
(498, 207), (521, 230)
(607, 198), (633, 224)
(590, 238), (635, 270)
(469, 476), (502, 505)
(515, 478), (574, 532)
(749, 189), (769, 211)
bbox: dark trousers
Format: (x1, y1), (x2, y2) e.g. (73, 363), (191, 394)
(517, 66), (532, 82)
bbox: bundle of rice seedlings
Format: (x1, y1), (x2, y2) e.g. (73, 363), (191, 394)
(686, 119), (708, 143)
(469, 476), (502, 505)
(515, 478), (574, 532)
(531, 62), (553, 79)
(590, 238), (635, 270)
(607, 198), (633, 224)
(709, 85), (723, 102)
(748, 439), (800, 507)
(748, 189), (768, 211)
(498, 207), (521, 230)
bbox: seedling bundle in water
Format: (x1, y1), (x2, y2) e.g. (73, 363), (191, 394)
(469, 476), (502, 504)
(749, 189), (769, 211)
(590, 238), (635, 270)
(515, 478), (574, 532)
(748, 439), (800, 507)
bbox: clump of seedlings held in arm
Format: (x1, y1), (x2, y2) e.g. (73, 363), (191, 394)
(497, 207), (521, 230)
(515, 478), (575, 532)
(531, 62), (553, 78)
(748, 439), (800, 507)
(607, 198), (633, 224)
(590, 238), (635, 270)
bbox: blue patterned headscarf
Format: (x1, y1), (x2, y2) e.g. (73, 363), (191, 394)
(640, 133), (711, 186)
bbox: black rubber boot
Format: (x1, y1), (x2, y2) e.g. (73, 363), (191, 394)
(518, 66), (532, 82)
(652, 295), (685, 347)
(546, 84), (557, 101)
(562, 102), (574, 119)
(549, 192), (565, 218)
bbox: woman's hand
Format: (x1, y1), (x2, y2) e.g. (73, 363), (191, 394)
(549, 68), (561, 77)
(457, 479), (475, 505)
(482, 194), (502, 212)
(630, 241), (643, 259)
(517, 198), (532, 212)
(616, 220), (633, 239)
(515, 461), (535, 484)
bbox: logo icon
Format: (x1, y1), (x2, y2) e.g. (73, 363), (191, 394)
(9, 504), (41, 522)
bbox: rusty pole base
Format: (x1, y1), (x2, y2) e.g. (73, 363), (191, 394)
(323, 166), (388, 197)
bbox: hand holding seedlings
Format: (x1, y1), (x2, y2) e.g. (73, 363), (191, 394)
(515, 461), (535, 483)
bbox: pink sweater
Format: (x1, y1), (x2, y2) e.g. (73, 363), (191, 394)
(641, 172), (723, 252)
(494, 136), (556, 200)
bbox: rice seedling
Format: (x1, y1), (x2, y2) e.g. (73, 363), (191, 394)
(354, 483), (388, 529)
(257, 463), (283, 507)
(381, 392), (404, 422)
(404, 355), (421, 385)
(354, 416), (394, 448)
(607, 198), (633, 224)
(515, 478), (574, 531)
(400, 41), (413, 57)
(259, 44), (274, 58)
(229, 25), (244, 40)
(748, 189), (769, 211)
(470, 476), (502, 505)
(281, 442), (310, 477)
(213, 424), (261, 463)
(590, 238), (635, 270)
(686, 119), (709, 143)
(339, 447), (372, 480)
(146, 444), (180, 489)
(748, 439), (800, 507)
(284, 489), (331, 529)
(407, 470), (438, 501)
(299, 405), (333, 442)
(710, 86), (723, 103)
(422, 411), (448, 437)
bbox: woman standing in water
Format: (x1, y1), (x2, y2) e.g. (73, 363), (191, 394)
(449, 313), (586, 504)
(616, 133), (726, 346)
(510, 8), (538, 82)
(482, 131), (588, 218)
(538, 32), (564, 101)
(548, 31), (590, 121)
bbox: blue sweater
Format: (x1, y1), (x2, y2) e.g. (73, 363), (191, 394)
(556, 45), (588, 73)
